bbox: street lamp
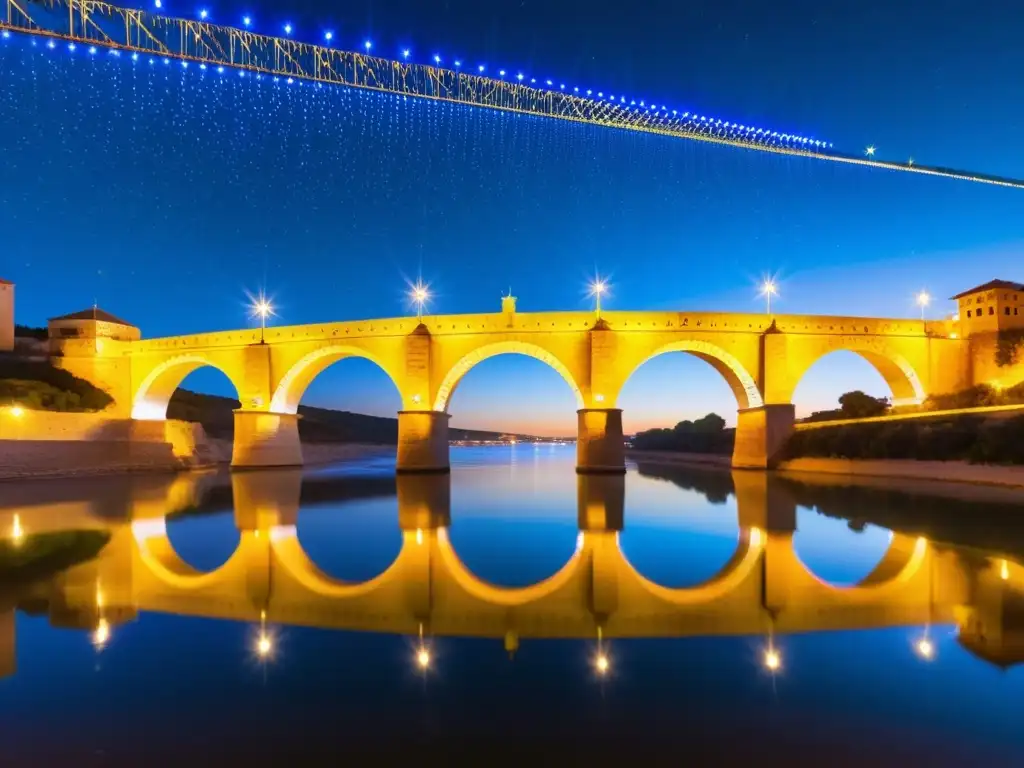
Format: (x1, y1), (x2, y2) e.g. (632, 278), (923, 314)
(590, 278), (608, 319)
(759, 278), (778, 315)
(916, 290), (931, 320)
(410, 281), (430, 321)
(250, 294), (274, 343)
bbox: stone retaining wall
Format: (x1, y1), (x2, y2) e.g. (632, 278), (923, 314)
(0, 410), (216, 480)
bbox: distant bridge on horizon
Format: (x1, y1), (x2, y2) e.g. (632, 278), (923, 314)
(2, 0), (1024, 189)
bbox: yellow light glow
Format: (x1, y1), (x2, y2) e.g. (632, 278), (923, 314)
(416, 646), (431, 669)
(96, 587), (105, 609)
(595, 653), (610, 675)
(415, 528), (423, 545)
(748, 527), (763, 547)
(412, 394), (421, 404)
(915, 637), (934, 660)
(92, 618), (110, 649)
(1001, 559), (1010, 581)
(949, 333), (958, 339)
(8, 405), (24, 419)
(10, 514), (24, 546)
(764, 647), (781, 672)
(594, 394), (605, 403)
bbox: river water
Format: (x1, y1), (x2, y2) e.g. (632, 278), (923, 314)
(1, 445), (1023, 764)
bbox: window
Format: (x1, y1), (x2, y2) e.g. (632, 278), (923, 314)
(989, 307), (995, 315)
(59, 327), (80, 338)
(1006, 307), (1011, 316)
(966, 310), (972, 318)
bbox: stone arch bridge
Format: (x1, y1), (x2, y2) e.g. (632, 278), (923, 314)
(51, 300), (968, 471)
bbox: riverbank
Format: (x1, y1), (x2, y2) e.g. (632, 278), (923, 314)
(626, 449), (1024, 490)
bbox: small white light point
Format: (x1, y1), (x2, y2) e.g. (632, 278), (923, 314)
(915, 637), (934, 660)
(199, 9), (208, 20)
(256, 632), (273, 658)
(92, 618), (111, 650)
(364, 40), (372, 52)
(154, 0), (162, 8)
(595, 653), (610, 675)
(915, 290), (931, 319)
(324, 31), (334, 42)
(416, 646), (431, 670)
(283, 23), (292, 35)
(410, 281), (430, 321)
(764, 647), (781, 672)
(865, 145), (876, 157)
(759, 278), (778, 315)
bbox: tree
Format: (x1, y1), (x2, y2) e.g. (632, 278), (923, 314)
(838, 390), (889, 419)
(692, 412), (726, 433)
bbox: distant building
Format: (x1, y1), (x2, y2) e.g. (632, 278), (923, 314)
(948, 279), (1024, 391)
(950, 279), (1024, 337)
(47, 307), (140, 344)
(0, 278), (12, 352)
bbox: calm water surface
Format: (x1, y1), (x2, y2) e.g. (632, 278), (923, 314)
(1, 445), (1023, 765)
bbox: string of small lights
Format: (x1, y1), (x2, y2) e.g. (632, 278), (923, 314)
(1, 0), (1023, 189)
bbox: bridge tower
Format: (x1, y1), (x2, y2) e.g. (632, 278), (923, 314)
(47, 307), (140, 417)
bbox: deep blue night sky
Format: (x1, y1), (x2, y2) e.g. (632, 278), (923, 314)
(1, 0), (1022, 434)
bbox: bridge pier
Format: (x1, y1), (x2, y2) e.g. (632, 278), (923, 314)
(396, 410), (450, 473)
(231, 410), (303, 469)
(731, 404), (794, 469)
(576, 408), (626, 474)
(577, 473), (625, 531)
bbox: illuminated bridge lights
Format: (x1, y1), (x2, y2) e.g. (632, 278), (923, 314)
(1, 0), (1023, 188)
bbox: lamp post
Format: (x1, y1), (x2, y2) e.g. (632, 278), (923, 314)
(916, 290), (931, 321)
(760, 278), (778, 315)
(590, 278), (607, 319)
(410, 281), (430, 321)
(252, 297), (273, 344)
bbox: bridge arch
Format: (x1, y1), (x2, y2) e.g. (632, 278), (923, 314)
(617, 527), (765, 604)
(790, 532), (929, 596)
(131, 517), (245, 590)
(268, 525), (409, 598)
(433, 341), (585, 412)
(787, 346), (925, 407)
(434, 528), (586, 606)
(131, 355), (241, 420)
(619, 339), (763, 410)
(269, 346), (406, 414)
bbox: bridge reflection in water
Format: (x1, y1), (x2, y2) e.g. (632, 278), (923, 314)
(1, 466), (1023, 679)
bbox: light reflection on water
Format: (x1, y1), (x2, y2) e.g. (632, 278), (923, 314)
(2, 444), (1024, 762)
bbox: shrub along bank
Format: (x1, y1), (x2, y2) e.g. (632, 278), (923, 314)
(783, 413), (1024, 465)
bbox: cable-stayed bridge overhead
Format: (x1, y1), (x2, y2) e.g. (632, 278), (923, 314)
(2, 0), (1023, 189)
